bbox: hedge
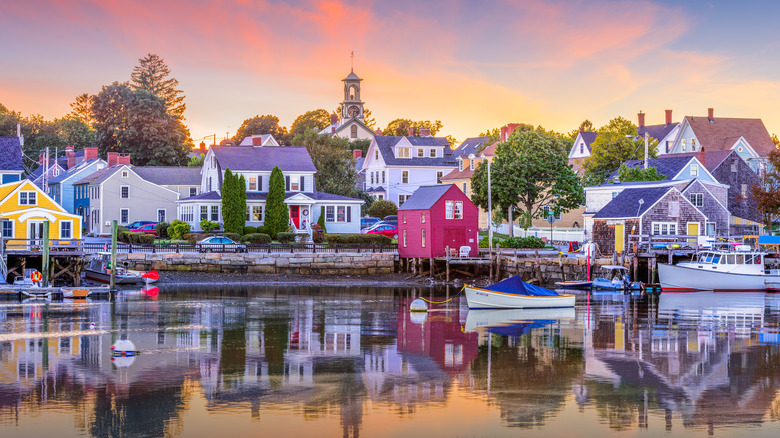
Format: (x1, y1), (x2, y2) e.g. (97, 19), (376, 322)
(183, 233), (208, 243)
(219, 233), (241, 242)
(498, 236), (546, 249)
(241, 233), (272, 244)
(118, 232), (155, 244)
(243, 226), (257, 235)
(324, 233), (392, 244)
(276, 232), (297, 244)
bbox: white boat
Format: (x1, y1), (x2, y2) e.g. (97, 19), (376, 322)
(463, 307), (575, 332)
(84, 253), (148, 285)
(658, 244), (780, 292)
(464, 275), (575, 309)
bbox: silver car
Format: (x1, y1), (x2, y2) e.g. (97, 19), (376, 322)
(196, 236), (247, 253)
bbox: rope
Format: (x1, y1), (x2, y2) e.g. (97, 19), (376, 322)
(417, 286), (465, 304)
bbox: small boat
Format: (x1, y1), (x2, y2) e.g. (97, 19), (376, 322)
(60, 288), (91, 299)
(127, 269), (159, 283)
(659, 244), (780, 292)
(554, 280), (592, 289)
(592, 265), (642, 290)
(84, 253), (146, 285)
(463, 307), (575, 333)
(464, 275), (575, 309)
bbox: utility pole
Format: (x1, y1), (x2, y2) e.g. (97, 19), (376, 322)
(644, 131), (649, 169)
(485, 155), (493, 253)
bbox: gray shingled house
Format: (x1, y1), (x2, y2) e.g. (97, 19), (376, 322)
(0, 136), (24, 184)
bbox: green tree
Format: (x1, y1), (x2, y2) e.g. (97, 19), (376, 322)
(292, 130), (358, 197)
(221, 169), (247, 234)
(580, 116), (657, 186)
(188, 154), (204, 167)
(568, 119), (595, 139)
(130, 53), (186, 120)
(471, 127), (584, 229)
(92, 81), (189, 166)
(382, 119), (443, 136)
(265, 166), (289, 235)
(616, 163), (665, 183)
(55, 115), (96, 149)
(232, 115), (289, 145)
(290, 109), (330, 138)
(69, 93), (95, 126)
(367, 199), (397, 218)
(0, 103), (22, 137)
(751, 149), (780, 234)
(478, 128), (501, 148)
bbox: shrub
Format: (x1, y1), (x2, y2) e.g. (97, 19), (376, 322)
(498, 236), (546, 249)
(167, 220), (191, 240)
(134, 234), (155, 244)
(256, 225), (271, 235)
(317, 206), (327, 234)
(183, 233), (208, 243)
(243, 226), (257, 235)
(220, 233), (241, 242)
(311, 223), (324, 243)
(265, 166), (289, 235)
(118, 231), (155, 244)
(200, 219), (219, 233)
(478, 236), (500, 248)
(367, 200), (397, 219)
(324, 233), (392, 244)
(276, 232), (297, 244)
(156, 221), (170, 239)
(241, 233), (271, 244)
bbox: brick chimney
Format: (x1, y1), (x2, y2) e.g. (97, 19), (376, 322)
(252, 136), (263, 146)
(707, 107), (714, 121)
(38, 152), (45, 166)
(579, 125), (584, 132)
(505, 123), (520, 140)
(665, 109), (673, 125)
(697, 146), (706, 168)
(637, 111), (645, 129)
(83, 147), (98, 161)
(107, 152), (118, 167)
(375, 129), (382, 136)
(408, 126), (415, 137)
(66, 146), (75, 169)
(500, 126), (508, 142)
(199, 141), (206, 155)
(117, 153), (131, 165)
(419, 126), (431, 137)
(352, 150), (362, 159)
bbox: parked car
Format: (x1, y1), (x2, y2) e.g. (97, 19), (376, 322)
(127, 220), (156, 229)
(374, 220), (398, 228)
(360, 216), (381, 230)
(383, 215), (398, 222)
(361, 223), (398, 239)
(130, 223), (159, 236)
(196, 236), (247, 253)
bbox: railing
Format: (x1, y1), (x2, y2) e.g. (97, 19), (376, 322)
(83, 242), (398, 254)
(4, 239), (85, 253)
(626, 234), (729, 254)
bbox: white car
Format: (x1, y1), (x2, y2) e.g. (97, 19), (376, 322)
(196, 236), (247, 253)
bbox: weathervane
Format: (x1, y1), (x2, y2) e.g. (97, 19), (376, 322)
(350, 51), (354, 72)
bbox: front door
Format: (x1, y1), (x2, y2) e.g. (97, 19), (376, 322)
(444, 228), (466, 254)
(28, 221), (44, 249)
(687, 222), (699, 243)
(614, 224), (624, 253)
(290, 206), (300, 228)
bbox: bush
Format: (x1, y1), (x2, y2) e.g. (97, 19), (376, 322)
(498, 236), (546, 249)
(324, 233), (392, 244)
(167, 220), (191, 240)
(183, 233), (207, 243)
(241, 233), (271, 244)
(220, 233), (241, 242)
(118, 231), (154, 244)
(367, 199), (397, 219)
(200, 219), (219, 233)
(276, 232), (297, 244)
(243, 226), (257, 235)
(256, 225), (271, 235)
(157, 221), (170, 239)
(317, 206), (327, 234)
(478, 236), (500, 248)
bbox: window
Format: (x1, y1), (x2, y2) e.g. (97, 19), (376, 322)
(351, 125), (358, 138)
(190, 187), (197, 197)
(382, 171), (385, 184)
(121, 186), (129, 198)
(211, 156), (216, 168)
(421, 228), (426, 247)
(436, 171), (443, 183)
(370, 172), (374, 185)
(403, 214), (406, 224)
(742, 184), (747, 197)
(690, 193), (703, 207)
(397, 148), (410, 158)
(208, 177), (212, 192)
(417, 148), (424, 157)
(579, 144), (584, 154)
(665, 141), (671, 154)
(421, 212), (426, 223)
(402, 171), (409, 184)
(157, 209), (166, 223)
(470, 160), (475, 171)
(337, 206), (347, 222)
(669, 201), (680, 217)
(19, 191), (37, 205)
(403, 230), (407, 247)
(691, 138), (696, 151)
(60, 221), (72, 239)
(681, 139), (686, 152)
(252, 205), (263, 221)
(429, 148), (436, 158)
(2, 219), (13, 238)
(210, 205), (219, 221)
(291, 177), (299, 191)
(200, 206), (208, 221)
(690, 164), (699, 177)
(120, 208), (129, 224)
(652, 222), (677, 235)
(377, 194), (383, 200)
(458, 160), (463, 172)
(181, 205), (194, 223)
(399, 194), (411, 206)
(249, 177), (257, 191)
(374, 149), (378, 160)
(445, 200), (463, 219)
(246, 206), (250, 221)
(326, 205), (335, 222)
(121, 170), (129, 178)
(462, 182), (467, 195)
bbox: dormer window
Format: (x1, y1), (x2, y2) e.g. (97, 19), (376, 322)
(396, 147), (410, 158)
(470, 160), (475, 171)
(458, 159), (463, 172)
(429, 149), (436, 158)
(417, 148), (424, 157)
(691, 138), (696, 151)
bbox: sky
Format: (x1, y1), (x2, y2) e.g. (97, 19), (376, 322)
(2, 0), (780, 145)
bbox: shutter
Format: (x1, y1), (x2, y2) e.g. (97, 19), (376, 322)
(258, 175), (263, 191)
(285, 176), (290, 191)
(347, 205), (352, 222)
(300, 176), (305, 192)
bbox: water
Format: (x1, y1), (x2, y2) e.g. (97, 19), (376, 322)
(1, 285), (780, 437)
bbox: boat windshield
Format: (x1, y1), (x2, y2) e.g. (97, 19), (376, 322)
(712, 254), (721, 264)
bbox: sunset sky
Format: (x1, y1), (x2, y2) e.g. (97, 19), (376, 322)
(3, 0), (780, 144)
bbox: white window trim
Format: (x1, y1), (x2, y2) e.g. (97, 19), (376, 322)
(59, 220), (72, 239)
(690, 163), (699, 177)
(120, 185), (130, 199)
(402, 229), (407, 247)
(651, 221), (677, 235)
(689, 192), (703, 207)
(1, 219), (14, 239)
(121, 170), (129, 178)
(401, 171), (409, 184)
(157, 209), (166, 223)
(120, 208), (129, 224)
(19, 191), (37, 206)
(421, 228), (426, 247)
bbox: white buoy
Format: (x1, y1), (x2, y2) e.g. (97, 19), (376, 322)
(111, 339), (138, 356)
(410, 298), (428, 312)
(89, 322), (96, 330)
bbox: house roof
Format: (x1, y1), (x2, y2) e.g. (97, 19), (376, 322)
(132, 166), (201, 186)
(48, 158), (103, 184)
(593, 186), (673, 219)
(180, 189), (363, 203)
(612, 155), (695, 180)
(398, 185), (454, 211)
(452, 136), (490, 158)
(639, 123), (678, 142)
(441, 167), (473, 181)
(0, 137), (23, 171)
(344, 71), (361, 81)
(685, 116), (776, 156)
(211, 145), (317, 172)
(375, 136), (456, 167)
(72, 166), (121, 185)
(239, 134), (277, 146)
(578, 132), (599, 153)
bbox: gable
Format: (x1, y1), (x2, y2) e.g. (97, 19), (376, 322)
(673, 158), (716, 183)
(0, 180), (68, 213)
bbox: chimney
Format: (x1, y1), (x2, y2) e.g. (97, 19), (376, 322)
(199, 141), (206, 156)
(83, 147), (98, 161)
(637, 111), (645, 129)
(375, 129), (382, 136)
(665, 109), (673, 125)
(330, 113), (338, 124)
(66, 147), (75, 169)
(117, 153), (131, 165)
(697, 146), (706, 168)
(506, 123), (520, 138)
(419, 126), (431, 137)
(17, 123), (21, 138)
(252, 136), (263, 146)
(107, 152), (118, 167)
(408, 126), (415, 137)
(39, 152), (45, 166)
(707, 107), (714, 121)
(352, 150), (362, 159)
(500, 126), (507, 142)
(579, 125), (584, 132)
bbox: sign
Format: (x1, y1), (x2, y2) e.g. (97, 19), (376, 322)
(546, 215), (557, 225)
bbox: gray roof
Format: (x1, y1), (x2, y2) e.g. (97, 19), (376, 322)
(639, 122), (678, 142)
(72, 166), (120, 185)
(398, 185), (454, 211)
(132, 166), (201, 186)
(452, 136), (490, 158)
(375, 136), (456, 167)
(212, 146), (316, 172)
(344, 71), (361, 81)
(48, 158), (102, 184)
(0, 137), (23, 172)
(609, 155), (695, 180)
(577, 131), (599, 153)
(593, 186), (673, 219)
(180, 189), (362, 203)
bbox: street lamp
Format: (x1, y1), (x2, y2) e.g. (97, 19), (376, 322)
(481, 153), (492, 254)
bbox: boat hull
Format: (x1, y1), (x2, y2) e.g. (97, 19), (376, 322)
(554, 281), (592, 289)
(464, 285), (575, 309)
(84, 269), (144, 285)
(658, 262), (780, 292)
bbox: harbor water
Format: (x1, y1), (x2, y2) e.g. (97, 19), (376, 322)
(1, 285), (780, 437)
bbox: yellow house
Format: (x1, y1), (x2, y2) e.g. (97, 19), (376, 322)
(0, 180), (82, 248)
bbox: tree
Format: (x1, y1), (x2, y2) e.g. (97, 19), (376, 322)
(55, 115), (96, 149)
(382, 119), (443, 136)
(367, 200), (397, 218)
(751, 149), (780, 234)
(69, 93), (95, 125)
(265, 166), (289, 235)
(335, 103), (376, 129)
(187, 154), (204, 167)
(221, 169), (246, 234)
(92, 81), (189, 166)
(580, 116), (657, 186)
(130, 53), (186, 120)
(471, 127), (584, 229)
(568, 119), (594, 139)
(232, 115), (289, 144)
(0, 103), (22, 137)
(616, 163), (665, 182)
(292, 130), (358, 197)
(478, 128), (501, 147)
(290, 109), (330, 138)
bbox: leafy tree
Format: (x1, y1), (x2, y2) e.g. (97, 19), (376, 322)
(221, 169), (246, 234)
(351, 139), (372, 157)
(188, 154), (204, 167)
(232, 115), (289, 144)
(568, 119), (595, 139)
(69, 93), (95, 125)
(471, 127), (584, 229)
(580, 116), (657, 186)
(751, 149), (780, 234)
(772, 133), (779, 146)
(335, 103), (376, 129)
(265, 166), (289, 235)
(0, 103), (22, 137)
(292, 130), (358, 197)
(367, 199), (397, 218)
(55, 115), (96, 149)
(478, 128), (501, 147)
(382, 119), (443, 136)
(130, 53), (186, 120)
(290, 109), (330, 138)
(92, 82), (189, 166)
(616, 163), (665, 182)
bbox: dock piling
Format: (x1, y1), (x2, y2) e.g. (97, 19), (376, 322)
(42, 221), (50, 287)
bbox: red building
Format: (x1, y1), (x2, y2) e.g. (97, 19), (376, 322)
(397, 184), (479, 258)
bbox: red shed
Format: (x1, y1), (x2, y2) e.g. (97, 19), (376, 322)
(397, 184), (479, 258)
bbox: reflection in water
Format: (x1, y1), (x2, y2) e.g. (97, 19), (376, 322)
(0, 286), (779, 437)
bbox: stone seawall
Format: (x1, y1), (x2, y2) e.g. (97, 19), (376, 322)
(117, 252), (397, 276)
(499, 254), (630, 283)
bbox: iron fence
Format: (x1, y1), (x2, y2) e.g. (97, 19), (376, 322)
(82, 242), (397, 254)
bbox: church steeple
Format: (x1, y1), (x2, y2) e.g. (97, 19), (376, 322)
(341, 55), (364, 122)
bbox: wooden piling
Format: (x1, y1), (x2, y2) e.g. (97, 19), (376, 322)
(42, 221), (50, 287)
(429, 257), (434, 277)
(650, 257), (656, 284)
(632, 255), (638, 282)
(535, 250), (543, 285)
(496, 251), (502, 281)
(446, 247), (450, 282)
(110, 220), (118, 290)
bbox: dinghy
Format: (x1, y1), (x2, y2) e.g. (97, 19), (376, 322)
(464, 275), (575, 309)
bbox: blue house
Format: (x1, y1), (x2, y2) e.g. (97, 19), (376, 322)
(48, 157), (107, 215)
(0, 137), (24, 184)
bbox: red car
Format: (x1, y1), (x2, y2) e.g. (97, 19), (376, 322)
(130, 223), (159, 236)
(361, 223), (398, 239)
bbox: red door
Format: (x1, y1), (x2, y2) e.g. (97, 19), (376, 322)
(290, 205), (300, 228)
(444, 228), (466, 253)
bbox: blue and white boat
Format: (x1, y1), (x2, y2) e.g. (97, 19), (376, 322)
(592, 265), (642, 290)
(464, 275), (575, 309)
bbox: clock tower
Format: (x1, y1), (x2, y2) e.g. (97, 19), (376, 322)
(341, 69), (364, 123)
